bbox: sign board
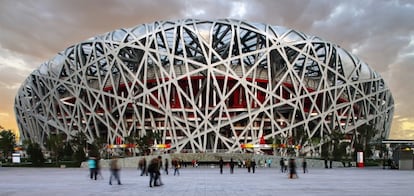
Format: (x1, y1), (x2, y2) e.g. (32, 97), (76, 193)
(12, 153), (21, 163)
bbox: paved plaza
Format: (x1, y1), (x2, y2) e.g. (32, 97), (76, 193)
(1, 166), (413, 196)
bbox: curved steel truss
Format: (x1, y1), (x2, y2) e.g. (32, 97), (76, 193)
(15, 19), (394, 153)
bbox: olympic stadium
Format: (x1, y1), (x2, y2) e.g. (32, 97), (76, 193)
(14, 19), (394, 155)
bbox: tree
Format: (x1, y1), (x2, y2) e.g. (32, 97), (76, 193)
(355, 124), (376, 160)
(89, 136), (106, 158)
(68, 131), (87, 162)
(87, 142), (100, 158)
(62, 142), (74, 161)
(321, 142), (330, 159)
(73, 146), (86, 163)
(135, 131), (161, 155)
(45, 133), (65, 164)
(26, 141), (45, 166)
(0, 130), (16, 162)
(330, 130), (347, 161)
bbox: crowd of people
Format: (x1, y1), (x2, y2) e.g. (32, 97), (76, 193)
(87, 156), (307, 187)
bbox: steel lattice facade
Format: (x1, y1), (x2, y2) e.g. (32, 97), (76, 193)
(15, 19), (394, 154)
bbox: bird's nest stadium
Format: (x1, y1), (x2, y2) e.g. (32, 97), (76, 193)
(15, 19), (394, 155)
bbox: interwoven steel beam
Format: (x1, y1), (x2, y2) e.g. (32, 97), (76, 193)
(15, 19), (394, 154)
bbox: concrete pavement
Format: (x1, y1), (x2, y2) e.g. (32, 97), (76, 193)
(0, 166), (413, 196)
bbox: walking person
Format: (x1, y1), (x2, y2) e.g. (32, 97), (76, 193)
(96, 158), (103, 179)
(148, 157), (157, 187)
(284, 158), (288, 173)
(251, 159), (256, 173)
(156, 156), (163, 186)
(138, 157), (147, 176)
(109, 157), (121, 185)
(288, 158), (298, 179)
(88, 157), (97, 180)
(148, 156), (163, 187)
(219, 157), (224, 174)
(246, 159), (251, 173)
(230, 158), (235, 174)
(173, 159), (180, 176)
(267, 158), (272, 168)
(164, 158), (169, 175)
(302, 158), (308, 173)
(280, 158), (285, 173)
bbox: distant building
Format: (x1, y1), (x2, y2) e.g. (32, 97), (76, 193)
(14, 19), (394, 154)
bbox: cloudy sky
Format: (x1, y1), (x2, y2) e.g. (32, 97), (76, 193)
(0, 0), (413, 140)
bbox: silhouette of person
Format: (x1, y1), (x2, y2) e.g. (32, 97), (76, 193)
(138, 157), (147, 176)
(219, 157), (224, 174)
(280, 158), (285, 173)
(148, 156), (163, 187)
(230, 158), (235, 174)
(302, 158), (308, 173)
(251, 159), (256, 173)
(164, 158), (169, 175)
(288, 158), (297, 179)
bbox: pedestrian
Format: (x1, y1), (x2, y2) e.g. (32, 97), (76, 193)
(284, 158), (288, 173)
(267, 158), (272, 168)
(164, 158), (169, 175)
(219, 157), (224, 174)
(288, 158), (298, 179)
(96, 158), (103, 179)
(279, 158), (285, 173)
(246, 159), (251, 173)
(251, 159), (256, 173)
(147, 157), (157, 187)
(138, 157), (147, 176)
(302, 158), (308, 173)
(148, 156), (163, 187)
(88, 157), (97, 180)
(173, 159), (180, 176)
(230, 158), (235, 174)
(109, 157), (121, 185)
(156, 156), (163, 185)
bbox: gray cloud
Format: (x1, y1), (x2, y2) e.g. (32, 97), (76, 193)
(0, 0), (413, 138)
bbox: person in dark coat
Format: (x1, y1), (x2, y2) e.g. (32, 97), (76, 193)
(251, 159), (256, 173)
(302, 158), (308, 173)
(148, 156), (163, 187)
(138, 157), (147, 176)
(288, 158), (298, 179)
(219, 157), (224, 174)
(280, 158), (285, 173)
(230, 158), (235, 174)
